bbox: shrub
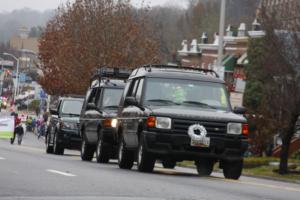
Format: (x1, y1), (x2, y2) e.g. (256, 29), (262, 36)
(28, 99), (40, 111)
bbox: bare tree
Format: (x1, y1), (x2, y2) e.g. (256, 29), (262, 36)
(258, 0), (300, 174)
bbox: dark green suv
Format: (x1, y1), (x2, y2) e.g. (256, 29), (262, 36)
(116, 65), (248, 180)
(79, 68), (130, 163)
(46, 97), (84, 155)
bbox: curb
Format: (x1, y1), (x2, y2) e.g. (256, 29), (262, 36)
(241, 173), (300, 185)
(178, 165), (300, 184)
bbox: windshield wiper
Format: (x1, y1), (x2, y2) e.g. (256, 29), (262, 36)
(63, 113), (80, 116)
(181, 101), (217, 109)
(146, 99), (179, 105)
(103, 105), (119, 109)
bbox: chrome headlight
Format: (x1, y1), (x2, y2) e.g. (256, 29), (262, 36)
(61, 122), (77, 130)
(111, 119), (118, 128)
(155, 117), (172, 129)
(227, 123), (242, 135)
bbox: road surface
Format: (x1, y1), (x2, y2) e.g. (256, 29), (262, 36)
(0, 112), (299, 200)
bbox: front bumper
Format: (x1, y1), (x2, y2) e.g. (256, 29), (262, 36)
(102, 127), (118, 144)
(58, 129), (81, 150)
(142, 131), (248, 161)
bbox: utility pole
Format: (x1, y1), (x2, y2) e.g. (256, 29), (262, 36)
(217, 0), (226, 68)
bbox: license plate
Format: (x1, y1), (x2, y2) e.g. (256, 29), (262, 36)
(191, 136), (210, 147)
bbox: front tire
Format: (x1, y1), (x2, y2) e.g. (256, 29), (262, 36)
(195, 159), (214, 176)
(222, 160), (243, 180)
(53, 131), (64, 155)
(96, 133), (110, 163)
(137, 137), (155, 173)
(46, 134), (54, 154)
(81, 136), (95, 161)
(118, 138), (134, 169)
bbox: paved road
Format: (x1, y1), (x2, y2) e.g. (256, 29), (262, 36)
(0, 114), (300, 200)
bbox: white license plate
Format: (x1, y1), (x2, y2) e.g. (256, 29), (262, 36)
(191, 137), (210, 147)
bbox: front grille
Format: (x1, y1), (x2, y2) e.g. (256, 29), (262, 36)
(172, 118), (227, 137)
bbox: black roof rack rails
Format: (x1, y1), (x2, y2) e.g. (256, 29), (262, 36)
(142, 64), (220, 78)
(90, 67), (131, 88)
(61, 94), (85, 99)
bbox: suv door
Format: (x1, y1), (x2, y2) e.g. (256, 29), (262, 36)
(120, 78), (144, 148)
(49, 100), (61, 143)
(83, 87), (102, 144)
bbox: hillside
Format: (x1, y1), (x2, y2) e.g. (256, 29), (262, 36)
(0, 8), (54, 42)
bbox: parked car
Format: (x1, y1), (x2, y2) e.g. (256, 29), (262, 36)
(79, 68), (130, 163)
(46, 96), (84, 155)
(116, 65), (248, 180)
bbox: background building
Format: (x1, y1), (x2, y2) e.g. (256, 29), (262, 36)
(9, 27), (39, 70)
(177, 20), (265, 107)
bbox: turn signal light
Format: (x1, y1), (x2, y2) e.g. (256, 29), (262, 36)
(147, 116), (156, 128)
(242, 124), (249, 135)
(103, 119), (112, 127)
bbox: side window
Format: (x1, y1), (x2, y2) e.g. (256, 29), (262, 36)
(127, 79), (139, 97)
(123, 80), (131, 98)
(94, 88), (102, 106)
(88, 88), (98, 104)
(57, 100), (62, 113)
(135, 78), (144, 102)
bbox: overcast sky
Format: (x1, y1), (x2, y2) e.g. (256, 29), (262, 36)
(0, 0), (187, 12)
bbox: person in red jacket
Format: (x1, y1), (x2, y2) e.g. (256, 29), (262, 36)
(10, 112), (24, 145)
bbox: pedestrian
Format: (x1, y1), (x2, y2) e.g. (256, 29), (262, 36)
(43, 112), (49, 123)
(10, 113), (24, 145)
(37, 119), (46, 139)
(36, 118), (41, 136)
(32, 118), (37, 134)
(26, 116), (33, 132)
(35, 107), (40, 117)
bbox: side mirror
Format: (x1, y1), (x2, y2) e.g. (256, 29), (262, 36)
(50, 108), (58, 115)
(124, 96), (138, 107)
(86, 103), (99, 111)
(233, 107), (246, 115)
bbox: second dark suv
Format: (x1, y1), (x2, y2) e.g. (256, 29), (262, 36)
(46, 97), (84, 155)
(79, 68), (130, 163)
(116, 65), (248, 180)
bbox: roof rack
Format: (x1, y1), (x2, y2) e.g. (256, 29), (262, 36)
(61, 94), (85, 99)
(143, 64), (220, 78)
(90, 67), (131, 88)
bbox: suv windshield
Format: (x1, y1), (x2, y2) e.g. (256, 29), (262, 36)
(101, 88), (123, 109)
(61, 100), (83, 115)
(144, 78), (230, 111)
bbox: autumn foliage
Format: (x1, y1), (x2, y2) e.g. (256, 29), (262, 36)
(39, 0), (159, 95)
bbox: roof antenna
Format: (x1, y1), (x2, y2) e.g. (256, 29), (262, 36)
(148, 56), (158, 72)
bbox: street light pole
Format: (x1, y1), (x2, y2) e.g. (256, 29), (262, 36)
(0, 57), (4, 96)
(3, 52), (20, 103)
(217, 0), (226, 67)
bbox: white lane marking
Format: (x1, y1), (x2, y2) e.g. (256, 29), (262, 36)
(47, 169), (77, 177)
(0, 196), (165, 200)
(0, 157), (6, 160)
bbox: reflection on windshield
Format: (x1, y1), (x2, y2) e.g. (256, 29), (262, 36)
(144, 78), (229, 110)
(102, 89), (123, 109)
(61, 100), (83, 115)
